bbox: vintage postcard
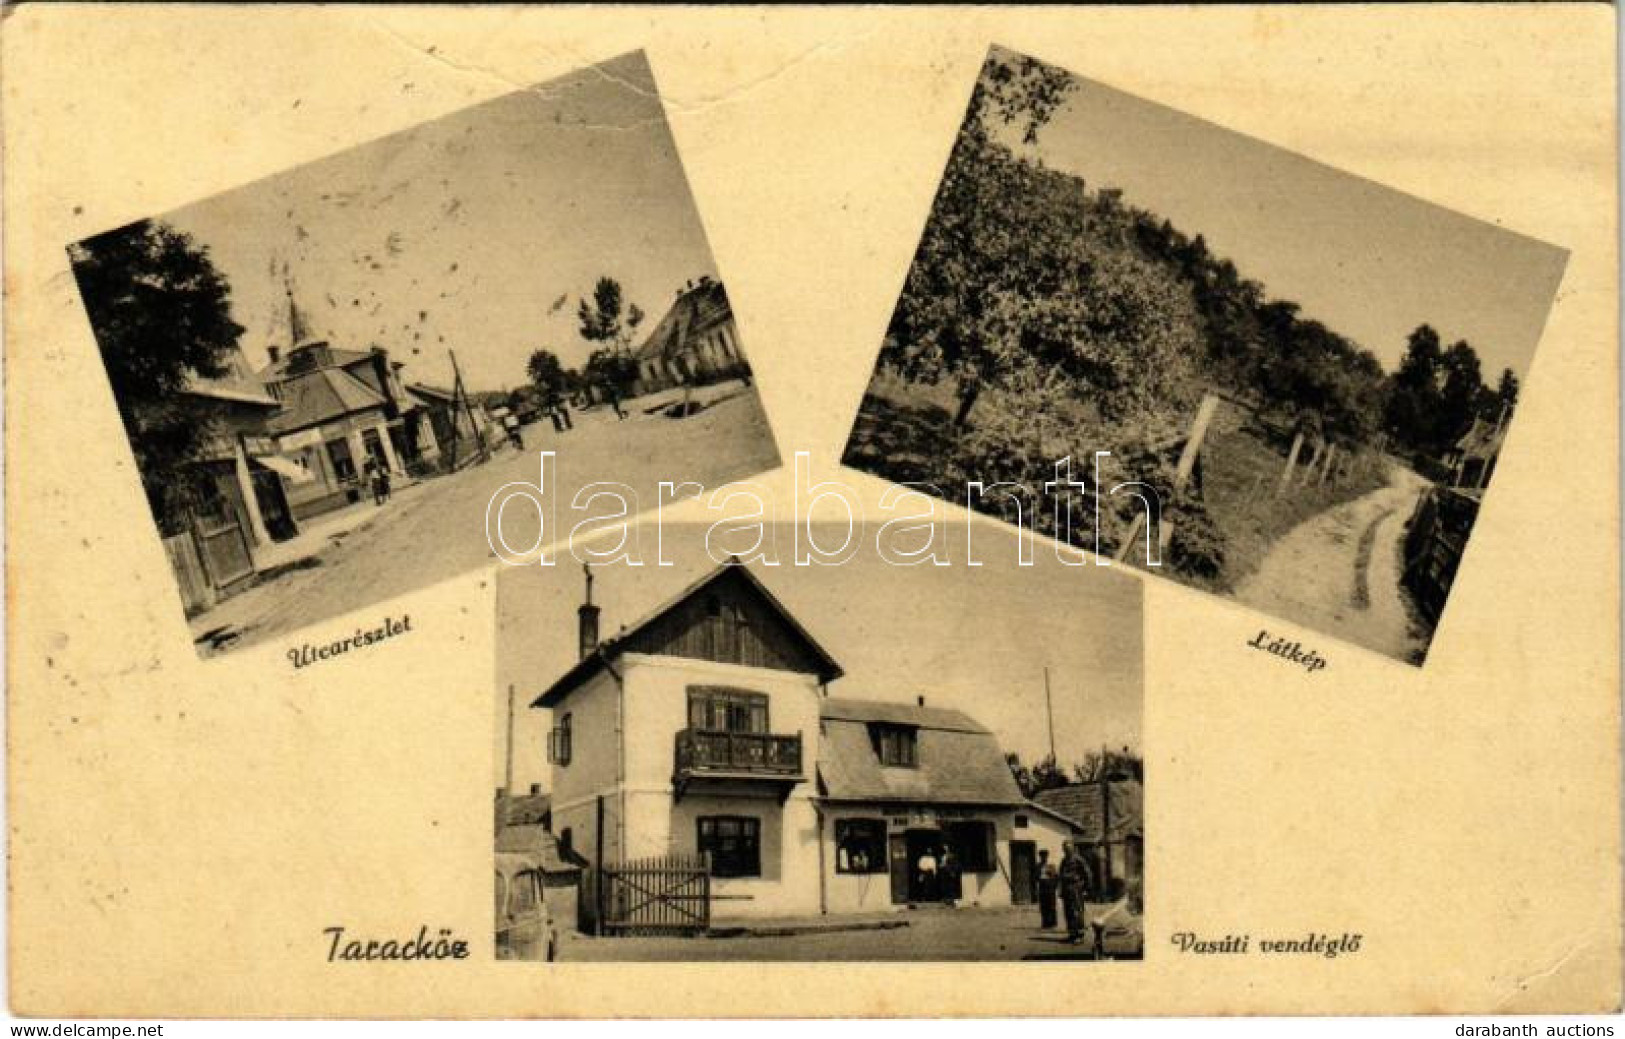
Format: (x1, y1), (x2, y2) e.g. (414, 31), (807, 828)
(842, 46), (1568, 665)
(4, 4), (1618, 1022)
(64, 50), (776, 659)
(495, 522), (1143, 961)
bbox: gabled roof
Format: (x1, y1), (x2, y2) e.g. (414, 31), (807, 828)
(633, 278), (732, 362)
(1453, 416), (1507, 462)
(1032, 780), (1144, 842)
(503, 792), (552, 827)
(495, 825), (584, 875)
(181, 373), (280, 408)
(531, 560), (844, 709)
(407, 382), (457, 403)
(266, 367), (388, 434)
(816, 697), (1025, 807)
(819, 698), (988, 734)
(257, 343), (373, 381)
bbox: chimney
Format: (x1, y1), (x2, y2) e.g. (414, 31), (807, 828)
(268, 345), (281, 364)
(578, 564), (600, 660)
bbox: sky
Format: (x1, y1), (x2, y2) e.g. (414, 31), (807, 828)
(495, 522), (1144, 793)
(995, 49), (1568, 381)
(158, 51), (719, 393)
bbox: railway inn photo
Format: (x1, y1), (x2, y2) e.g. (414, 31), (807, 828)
(494, 523), (1145, 962)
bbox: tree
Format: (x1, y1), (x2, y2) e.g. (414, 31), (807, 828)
(526, 348), (567, 407)
(880, 53), (1080, 427)
(1006, 752), (1073, 799)
(582, 347), (638, 401)
(1383, 324), (1445, 453)
(577, 277), (645, 355)
(1436, 339), (1486, 446)
(67, 218), (245, 527)
(1495, 368), (1520, 412)
(1075, 747), (1144, 784)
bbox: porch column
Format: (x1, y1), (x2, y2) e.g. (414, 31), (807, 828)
(346, 430), (368, 482)
(415, 413), (440, 459)
(375, 421), (404, 474)
(230, 436), (272, 551)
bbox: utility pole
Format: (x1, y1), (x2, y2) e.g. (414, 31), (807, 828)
(1043, 667), (1057, 764)
(504, 684), (516, 798)
(1099, 741), (1113, 896)
(449, 349), (487, 456)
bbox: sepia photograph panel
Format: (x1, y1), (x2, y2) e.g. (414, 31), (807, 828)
(494, 521), (1144, 961)
(66, 50), (778, 659)
(841, 46), (1567, 665)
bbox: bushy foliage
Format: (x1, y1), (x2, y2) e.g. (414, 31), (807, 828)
(67, 219), (245, 528)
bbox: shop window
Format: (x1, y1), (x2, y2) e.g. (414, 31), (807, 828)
(697, 816), (760, 878)
(325, 438), (357, 483)
(835, 819), (887, 874)
(946, 820), (996, 873)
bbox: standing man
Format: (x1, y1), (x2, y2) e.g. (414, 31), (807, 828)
(1036, 849), (1059, 930)
(1059, 842), (1092, 944)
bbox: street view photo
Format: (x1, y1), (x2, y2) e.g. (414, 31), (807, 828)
(67, 51), (777, 659)
(494, 522), (1144, 961)
(841, 46), (1567, 664)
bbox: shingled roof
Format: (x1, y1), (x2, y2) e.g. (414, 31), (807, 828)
(816, 698), (1025, 807)
(634, 277), (732, 362)
(1032, 780), (1144, 842)
(266, 367), (388, 435)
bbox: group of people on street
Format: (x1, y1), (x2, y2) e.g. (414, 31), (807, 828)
(362, 455), (392, 506)
(914, 845), (962, 906)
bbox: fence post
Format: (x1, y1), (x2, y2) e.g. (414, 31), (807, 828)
(1157, 392), (1223, 554)
(1277, 430), (1305, 497)
(1317, 444), (1337, 486)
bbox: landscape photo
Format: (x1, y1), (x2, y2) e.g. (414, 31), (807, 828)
(841, 46), (1568, 665)
(67, 51), (778, 659)
(495, 522), (1144, 961)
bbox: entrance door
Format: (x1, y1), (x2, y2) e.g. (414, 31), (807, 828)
(250, 467), (298, 542)
(1009, 841), (1037, 905)
(888, 835), (910, 905)
(905, 830), (944, 904)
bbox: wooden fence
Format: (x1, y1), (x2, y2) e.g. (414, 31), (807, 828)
(598, 853), (711, 936)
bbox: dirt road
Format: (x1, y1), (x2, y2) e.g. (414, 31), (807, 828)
(558, 904), (1125, 961)
(1232, 463), (1429, 662)
(191, 383), (778, 656)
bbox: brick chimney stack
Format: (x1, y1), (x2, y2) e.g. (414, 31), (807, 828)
(578, 564), (600, 660)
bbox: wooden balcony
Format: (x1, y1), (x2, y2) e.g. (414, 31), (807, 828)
(673, 729), (803, 800)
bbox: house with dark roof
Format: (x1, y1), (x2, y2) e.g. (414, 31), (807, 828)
(1444, 413), (1508, 494)
(631, 276), (750, 396)
(528, 558), (1056, 925)
(1032, 779), (1145, 898)
(254, 292), (442, 519)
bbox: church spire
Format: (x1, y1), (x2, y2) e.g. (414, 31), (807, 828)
(285, 280), (312, 347)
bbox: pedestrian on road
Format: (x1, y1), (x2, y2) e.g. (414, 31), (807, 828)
(1036, 849), (1059, 930)
(1059, 842), (1091, 944)
(558, 401), (573, 430)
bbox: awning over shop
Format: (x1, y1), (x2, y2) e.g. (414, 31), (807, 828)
(253, 453), (316, 485)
